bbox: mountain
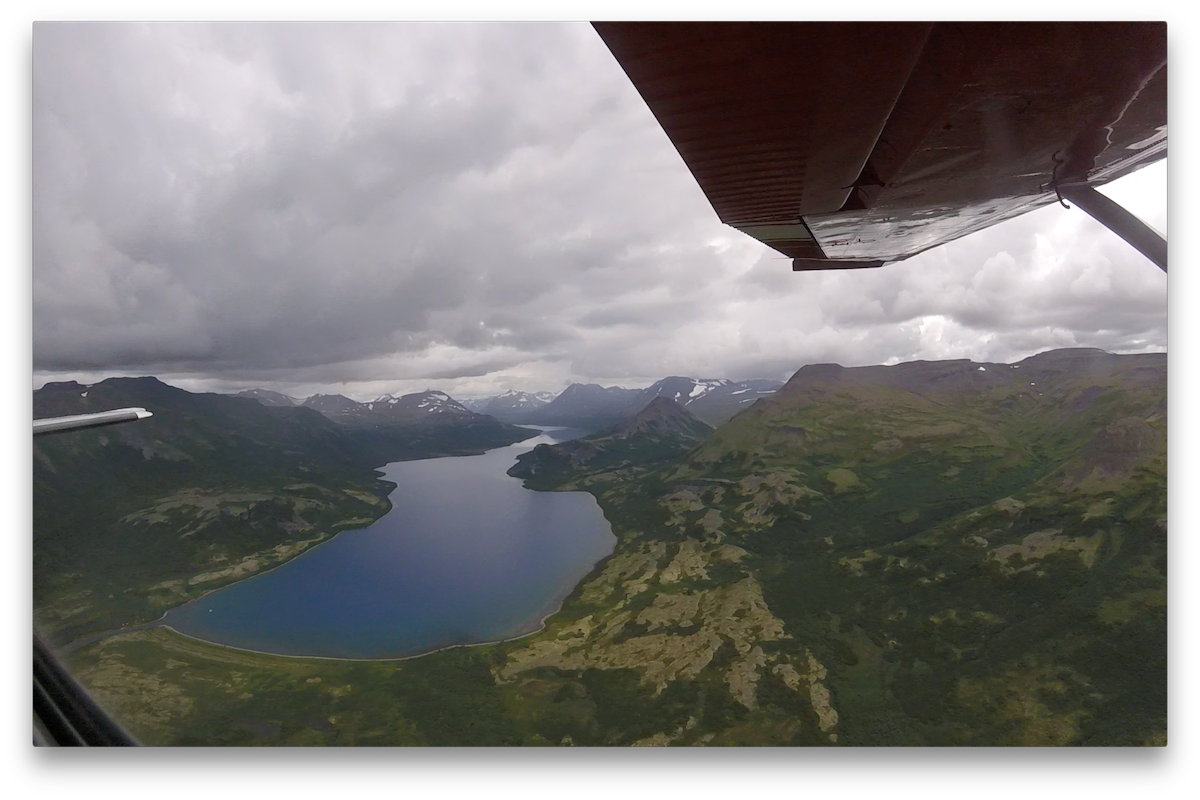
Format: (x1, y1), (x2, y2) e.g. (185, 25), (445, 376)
(523, 383), (645, 429)
(507, 396), (713, 486)
(478, 390), (558, 422)
(457, 397), (490, 412)
(234, 388), (298, 407)
(496, 348), (1166, 745)
(361, 390), (474, 423)
(301, 393), (363, 420)
(638, 375), (732, 404)
(612, 395), (716, 439)
(33, 377), (534, 644)
(635, 376), (782, 426)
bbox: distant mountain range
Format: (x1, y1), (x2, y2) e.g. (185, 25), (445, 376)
(462, 390), (558, 417)
(233, 387), (544, 450)
(233, 387), (484, 425)
(235, 376), (783, 430)
(300, 390), (476, 426)
(463, 376), (782, 429)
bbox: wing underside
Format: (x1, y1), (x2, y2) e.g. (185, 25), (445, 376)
(593, 22), (1167, 269)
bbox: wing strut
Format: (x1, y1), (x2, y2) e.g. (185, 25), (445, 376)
(32, 407), (153, 436)
(1058, 183), (1167, 272)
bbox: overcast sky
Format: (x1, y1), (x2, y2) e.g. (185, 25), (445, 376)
(32, 22), (1168, 400)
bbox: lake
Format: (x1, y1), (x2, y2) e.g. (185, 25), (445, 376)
(161, 427), (615, 659)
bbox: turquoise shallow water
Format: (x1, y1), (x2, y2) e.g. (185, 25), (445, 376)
(162, 428), (615, 659)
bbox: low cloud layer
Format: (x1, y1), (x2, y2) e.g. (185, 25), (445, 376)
(33, 23), (1167, 400)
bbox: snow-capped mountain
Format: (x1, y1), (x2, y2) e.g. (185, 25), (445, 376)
(457, 390), (561, 419)
(365, 390), (472, 418)
(492, 389), (546, 408)
(636, 376), (733, 405)
(301, 393), (363, 420)
(684, 382), (781, 425)
(479, 389), (559, 421)
(302, 390), (476, 426)
(457, 397), (491, 412)
(631, 377), (782, 426)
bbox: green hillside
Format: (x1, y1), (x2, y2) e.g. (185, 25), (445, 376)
(489, 348), (1166, 745)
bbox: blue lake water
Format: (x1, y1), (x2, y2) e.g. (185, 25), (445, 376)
(161, 427), (615, 659)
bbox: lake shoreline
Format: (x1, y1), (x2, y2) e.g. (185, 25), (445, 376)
(151, 574), (585, 663)
(129, 431), (619, 662)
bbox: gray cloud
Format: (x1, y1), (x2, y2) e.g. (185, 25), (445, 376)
(33, 23), (1167, 400)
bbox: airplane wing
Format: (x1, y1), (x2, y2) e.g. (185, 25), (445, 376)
(592, 22), (1167, 270)
(33, 407), (153, 436)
